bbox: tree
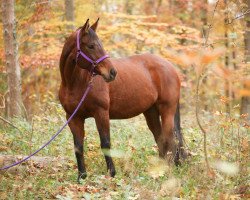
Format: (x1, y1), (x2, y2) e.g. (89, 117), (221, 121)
(201, 0), (208, 39)
(1, 0), (23, 117)
(224, 0), (231, 114)
(65, 0), (75, 30)
(241, 0), (250, 121)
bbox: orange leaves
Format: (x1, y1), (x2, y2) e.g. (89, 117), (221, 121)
(19, 1), (53, 29)
(243, 80), (250, 87)
(20, 53), (60, 69)
(213, 65), (233, 79)
(238, 80), (250, 97)
(198, 48), (224, 67)
(163, 47), (225, 75)
(200, 48), (224, 65)
(239, 89), (250, 97)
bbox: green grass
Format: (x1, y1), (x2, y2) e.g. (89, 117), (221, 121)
(0, 102), (249, 199)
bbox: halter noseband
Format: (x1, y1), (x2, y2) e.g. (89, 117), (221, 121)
(76, 29), (109, 75)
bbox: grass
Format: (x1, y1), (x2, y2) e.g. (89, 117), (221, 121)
(0, 101), (249, 199)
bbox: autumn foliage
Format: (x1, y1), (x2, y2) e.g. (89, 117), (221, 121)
(0, 0), (249, 199)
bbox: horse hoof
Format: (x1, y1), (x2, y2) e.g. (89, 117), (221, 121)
(77, 172), (87, 183)
(109, 169), (116, 177)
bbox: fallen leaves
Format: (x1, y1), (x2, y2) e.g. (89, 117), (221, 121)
(159, 178), (181, 197)
(147, 156), (169, 179)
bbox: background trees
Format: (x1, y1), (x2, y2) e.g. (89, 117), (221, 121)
(65, 0), (75, 30)
(241, 0), (250, 121)
(0, 1), (248, 120)
(1, 0), (23, 117)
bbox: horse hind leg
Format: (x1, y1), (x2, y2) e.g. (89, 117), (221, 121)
(157, 104), (178, 163)
(143, 105), (163, 156)
(174, 101), (187, 163)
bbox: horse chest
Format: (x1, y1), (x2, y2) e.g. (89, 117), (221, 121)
(60, 91), (82, 114)
(60, 87), (110, 117)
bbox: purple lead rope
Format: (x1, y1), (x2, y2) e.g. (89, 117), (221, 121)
(0, 83), (92, 170)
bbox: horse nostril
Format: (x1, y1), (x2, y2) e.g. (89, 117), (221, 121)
(110, 68), (117, 78)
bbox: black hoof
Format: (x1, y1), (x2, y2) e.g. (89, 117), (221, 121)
(109, 168), (116, 177)
(77, 172), (87, 183)
(174, 148), (189, 166)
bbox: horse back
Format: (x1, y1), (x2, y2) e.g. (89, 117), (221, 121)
(108, 53), (180, 119)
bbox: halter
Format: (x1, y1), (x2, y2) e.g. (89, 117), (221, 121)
(76, 29), (109, 75)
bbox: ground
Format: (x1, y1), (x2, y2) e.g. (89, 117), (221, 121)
(0, 102), (249, 199)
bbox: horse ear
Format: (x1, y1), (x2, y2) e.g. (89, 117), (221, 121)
(90, 18), (99, 32)
(82, 19), (90, 33)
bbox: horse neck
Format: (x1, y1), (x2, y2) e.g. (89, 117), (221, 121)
(60, 36), (89, 89)
(61, 58), (90, 89)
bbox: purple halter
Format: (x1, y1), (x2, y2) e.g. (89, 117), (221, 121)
(76, 29), (109, 75)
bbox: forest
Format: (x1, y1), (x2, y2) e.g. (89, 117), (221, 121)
(0, 0), (249, 199)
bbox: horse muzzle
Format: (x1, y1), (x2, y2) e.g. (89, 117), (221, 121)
(102, 67), (117, 82)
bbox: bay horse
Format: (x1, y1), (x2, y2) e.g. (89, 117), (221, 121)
(59, 19), (185, 182)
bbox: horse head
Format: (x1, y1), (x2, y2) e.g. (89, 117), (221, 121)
(76, 19), (117, 82)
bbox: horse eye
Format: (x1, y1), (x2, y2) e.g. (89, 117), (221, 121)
(87, 44), (94, 49)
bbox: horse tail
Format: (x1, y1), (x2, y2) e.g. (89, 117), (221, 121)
(174, 100), (186, 162)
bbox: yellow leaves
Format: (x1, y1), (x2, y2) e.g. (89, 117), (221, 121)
(214, 110), (223, 116)
(104, 12), (157, 20)
(137, 22), (169, 29)
(171, 25), (198, 35)
(147, 156), (168, 179)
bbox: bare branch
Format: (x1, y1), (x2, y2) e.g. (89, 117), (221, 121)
(0, 116), (23, 133)
(0, 94), (5, 109)
(226, 9), (250, 25)
(195, 74), (210, 171)
(198, 0), (221, 172)
(203, 0), (220, 47)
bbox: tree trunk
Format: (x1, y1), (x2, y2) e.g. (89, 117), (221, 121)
(125, 0), (133, 14)
(224, 0), (231, 114)
(201, 0), (208, 39)
(1, 0), (23, 118)
(144, 0), (157, 15)
(200, 0), (208, 110)
(65, 0), (75, 30)
(241, 0), (250, 121)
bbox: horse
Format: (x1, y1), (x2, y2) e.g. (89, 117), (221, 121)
(59, 19), (186, 182)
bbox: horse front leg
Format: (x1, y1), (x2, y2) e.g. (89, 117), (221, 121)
(67, 115), (87, 182)
(94, 110), (116, 177)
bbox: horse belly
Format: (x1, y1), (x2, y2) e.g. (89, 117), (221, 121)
(109, 84), (157, 119)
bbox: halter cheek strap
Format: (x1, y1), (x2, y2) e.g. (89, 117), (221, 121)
(76, 29), (109, 75)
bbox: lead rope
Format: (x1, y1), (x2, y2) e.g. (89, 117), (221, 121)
(0, 77), (94, 171)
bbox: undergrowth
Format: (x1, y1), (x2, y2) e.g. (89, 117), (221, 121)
(0, 101), (249, 200)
